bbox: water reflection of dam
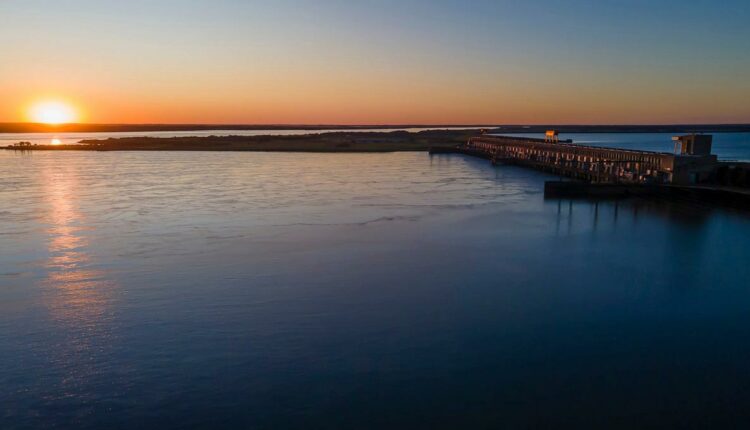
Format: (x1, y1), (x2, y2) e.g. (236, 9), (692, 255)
(554, 196), (713, 231)
(552, 197), (713, 292)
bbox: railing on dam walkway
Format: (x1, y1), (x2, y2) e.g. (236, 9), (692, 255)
(465, 136), (678, 184)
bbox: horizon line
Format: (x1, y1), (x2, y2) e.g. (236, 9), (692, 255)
(3, 122), (750, 127)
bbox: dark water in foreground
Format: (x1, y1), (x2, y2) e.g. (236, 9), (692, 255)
(2, 151), (750, 429)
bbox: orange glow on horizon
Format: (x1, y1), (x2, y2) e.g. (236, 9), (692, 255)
(28, 100), (79, 125)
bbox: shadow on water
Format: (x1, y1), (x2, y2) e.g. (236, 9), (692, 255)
(552, 196), (714, 228)
(548, 195), (720, 294)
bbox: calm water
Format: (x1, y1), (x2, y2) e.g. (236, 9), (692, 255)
(2, 150), (750, 428)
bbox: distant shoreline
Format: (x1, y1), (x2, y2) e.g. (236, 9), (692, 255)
(2, 130), (478, 152)
(1, 123), (750, 134)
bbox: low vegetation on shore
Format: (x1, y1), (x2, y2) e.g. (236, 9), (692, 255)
(3, 130), (479, 152)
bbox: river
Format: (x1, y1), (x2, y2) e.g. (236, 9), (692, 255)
(1, 149), (750, 428)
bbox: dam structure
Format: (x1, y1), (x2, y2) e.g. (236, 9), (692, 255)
(435, 132), (718, 186)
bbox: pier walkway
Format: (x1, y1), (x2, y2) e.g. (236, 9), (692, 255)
(437, 135), (717, 185)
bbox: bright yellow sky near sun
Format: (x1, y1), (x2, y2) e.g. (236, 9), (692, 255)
(27, 100), (80, 124)
(5, 53), (748, 125)
(7, 73), (748, 126)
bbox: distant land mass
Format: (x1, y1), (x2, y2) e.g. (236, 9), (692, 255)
(3, 130), (478, 152)
(2, 123), (750, 134)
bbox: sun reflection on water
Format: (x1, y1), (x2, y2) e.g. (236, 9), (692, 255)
(41, 164), (114, 324)
(38, 163), (118, 397)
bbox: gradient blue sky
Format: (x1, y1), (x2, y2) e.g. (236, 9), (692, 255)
(1, 0), (749, 124)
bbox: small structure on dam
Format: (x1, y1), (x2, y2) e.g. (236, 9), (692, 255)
(673, 134), (713, 156)
(456, 134), (718, 185)
(545, 130), (559, 143)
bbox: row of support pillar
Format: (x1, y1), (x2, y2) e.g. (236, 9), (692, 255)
(466, 138), (671, 184)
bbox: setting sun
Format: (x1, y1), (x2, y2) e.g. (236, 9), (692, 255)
(28, 101), (78, 125)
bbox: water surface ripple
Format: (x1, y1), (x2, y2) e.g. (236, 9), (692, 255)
(1, 151), (750, 429)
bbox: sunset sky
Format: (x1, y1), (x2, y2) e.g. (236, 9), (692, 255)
(2, 0), (749, 125)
